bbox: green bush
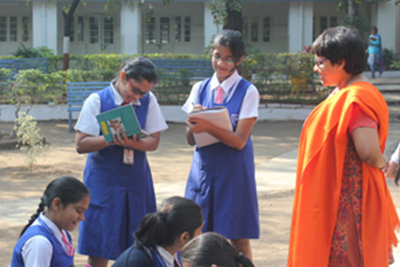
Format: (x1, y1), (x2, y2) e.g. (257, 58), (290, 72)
(0, 53), (327, 105)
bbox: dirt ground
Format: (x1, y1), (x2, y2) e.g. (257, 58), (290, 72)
(1, 119), (400, 267)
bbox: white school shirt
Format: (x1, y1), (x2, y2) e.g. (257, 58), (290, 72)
(75, 81), (168, 136)
(156, 246), (180, 267)
(181, 70), (260, 120)
(20, 213), (71, 267)
(391, 142), (400, 164)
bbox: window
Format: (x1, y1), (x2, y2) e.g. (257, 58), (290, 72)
(77, 16), (84, 42)
(330, 17), (338, 27)
(320, 16), (328, 34)
(184, 17), (191, 42)
(103, 17), (113, 44)
(89, 17), (99, 44)
(0, 16), (7, 42)
(263, 17), (270, 42)
(174, 16), (190, 43)
(175, 17), (182, 42)
(22, 16), (29, 42)
(243, 17), (249, 41)
(10, 16), (17, 42)
(250, 18), (258, 42)
(160, 17), (170, 44)
(145, 17), (156, 44)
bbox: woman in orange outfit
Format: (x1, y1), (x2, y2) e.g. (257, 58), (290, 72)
(287, 26), (399, 267)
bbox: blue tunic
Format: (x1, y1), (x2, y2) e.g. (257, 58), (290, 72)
(184, 78), (260, 239)
(78, 86), (157, 260)
(11, 216), (73, 267)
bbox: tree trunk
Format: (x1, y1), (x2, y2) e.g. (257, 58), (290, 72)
(62, 0), (80, 71)
(348, 0), (359, 19)
(223, 2), (243, 33)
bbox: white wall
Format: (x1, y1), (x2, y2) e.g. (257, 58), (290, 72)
(121, 2), (141, 55)
(377, 0), (399, 54)
(32, 1), (57, 54)
(288, 1), (313, 53)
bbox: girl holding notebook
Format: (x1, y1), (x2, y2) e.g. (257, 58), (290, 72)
(74, 57), (168, 267)
(181, 30), (260, 261)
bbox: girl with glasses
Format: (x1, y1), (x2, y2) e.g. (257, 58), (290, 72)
(181, 30), (260, 262)
(74, 57), (168, 267)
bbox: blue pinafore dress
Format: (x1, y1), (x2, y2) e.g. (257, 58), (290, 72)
(184, 78), (260, 239)
(78, 86), (157, 260)
(11, 216), (74, 267)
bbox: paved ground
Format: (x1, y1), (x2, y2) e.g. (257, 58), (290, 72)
(1, 71), (400, 266)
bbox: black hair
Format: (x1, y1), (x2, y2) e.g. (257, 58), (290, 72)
(371, 26), (378, 33)
(311, 26), (366, 75)
(20, 176), (89, 237)
(134, 196), (203, 248)
(212, 30), (245, 63)
(181, 232), (255, 267)
(121, 56), (157, 84)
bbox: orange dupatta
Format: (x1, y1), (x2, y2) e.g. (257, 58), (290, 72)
(287, 81), (399, 267)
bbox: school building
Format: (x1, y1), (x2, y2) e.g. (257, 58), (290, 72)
(0, 0), (399, 56)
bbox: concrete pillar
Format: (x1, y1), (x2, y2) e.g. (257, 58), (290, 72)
(288, 1), (313, 53)
(377, 0), (399, 54)
(204, 2), (222, 48)
(32, 1), (58, 54)
(121, 2), (141, 54)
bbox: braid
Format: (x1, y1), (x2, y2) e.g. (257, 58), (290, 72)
(19, 197), (46, 237)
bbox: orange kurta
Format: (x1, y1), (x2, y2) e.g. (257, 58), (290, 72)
(287, 81), (399, 267)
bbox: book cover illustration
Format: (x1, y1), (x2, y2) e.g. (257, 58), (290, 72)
(96, 105), (143, 143)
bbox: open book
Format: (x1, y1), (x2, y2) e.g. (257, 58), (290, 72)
(96, 105), (149, 143)
(188, 107), (233, 148)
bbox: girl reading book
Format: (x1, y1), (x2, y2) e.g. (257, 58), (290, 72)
(181, 30), (260, 261)
(74, 57), (168, 267)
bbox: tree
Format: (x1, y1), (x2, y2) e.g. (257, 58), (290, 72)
(62, 0), (80, 70)
(209, 0), (244, 33)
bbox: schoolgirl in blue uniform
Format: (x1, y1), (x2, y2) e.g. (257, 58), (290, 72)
(182, 30), (260, 260)
(112, 196), (203, 267)
(75, 57), (168, 267)
(10, 176), (90, 267)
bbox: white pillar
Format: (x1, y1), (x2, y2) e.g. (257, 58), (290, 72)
(204, 2), (222, 48)
(121, 2), (141, 54)
(288, 1), (313, 53)
(32, 1), (58, 54)
(377, 0), (399, 54)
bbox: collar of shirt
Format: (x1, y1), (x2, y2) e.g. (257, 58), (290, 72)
(110, 80), (141, 107)
(210, 69), (240, 93)
(156, 245), (176, 267)
(37, 212), (64, 243)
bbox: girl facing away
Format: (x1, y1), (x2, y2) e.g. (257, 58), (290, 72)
(112, 196), (203, 267)
(181, 232), (255, 267)
(10, 176), (90, 267)
(181, 29), (260, 261)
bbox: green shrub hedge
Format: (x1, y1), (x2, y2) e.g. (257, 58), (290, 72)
(0, 53), (331, 106)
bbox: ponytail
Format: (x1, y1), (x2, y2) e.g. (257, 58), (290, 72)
(181, 232), (255, 267)
(134, 196), (203, 248)
(19, 176), (89, 237)
(20, 197), (46, 237)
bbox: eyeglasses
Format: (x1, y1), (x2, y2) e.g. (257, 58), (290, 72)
(128, 79), (147, 96)
(314, 58), (328, 68)
(212, 54), (235, 65)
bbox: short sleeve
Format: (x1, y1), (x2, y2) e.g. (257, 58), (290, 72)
(182, 81), (202, 113)
(144, 92), (168, 134)
(391, 142), (400, 164)
(348, 103), (378, 134)
(21, 236), (53, 267)
(74, 93), (101, 136)
(238, 84), (260, 120)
